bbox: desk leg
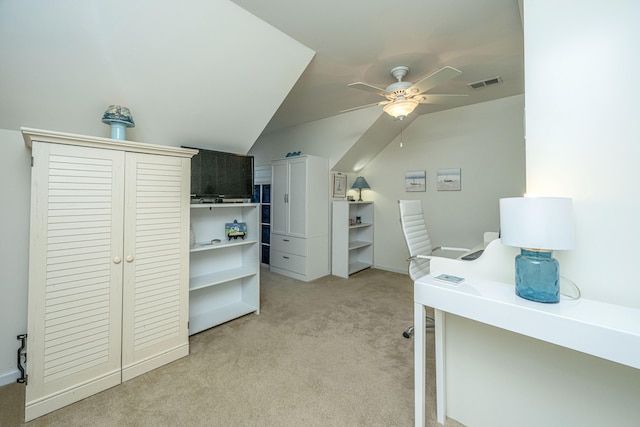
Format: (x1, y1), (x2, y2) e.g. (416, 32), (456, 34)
(435, 309), (446, 425)
(414, 302), (426, 427)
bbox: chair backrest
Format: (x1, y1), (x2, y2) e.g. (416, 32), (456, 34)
(398, 200), (433, 281)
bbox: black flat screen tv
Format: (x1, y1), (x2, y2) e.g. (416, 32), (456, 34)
(184, 146), (254, 201)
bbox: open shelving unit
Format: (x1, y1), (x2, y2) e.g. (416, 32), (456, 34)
(331, 201), (374, 278)
(189, 203), (260, 335)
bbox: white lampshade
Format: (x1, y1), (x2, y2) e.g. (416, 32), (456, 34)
(383, 98), (419, 119)
(499, 197), (575, 251)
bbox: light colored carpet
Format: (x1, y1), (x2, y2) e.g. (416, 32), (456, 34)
(0, 267), (464, 427)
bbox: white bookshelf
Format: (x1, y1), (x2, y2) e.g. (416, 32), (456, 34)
(331, 201), (374, 278)
(189, 203), (260, 335)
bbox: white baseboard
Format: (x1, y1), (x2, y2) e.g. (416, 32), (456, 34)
(0, 369), (19, 387)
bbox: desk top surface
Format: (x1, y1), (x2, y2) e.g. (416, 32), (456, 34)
(415, 274), (640, 369)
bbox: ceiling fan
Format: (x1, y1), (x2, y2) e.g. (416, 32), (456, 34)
(341, 65), (467, 120)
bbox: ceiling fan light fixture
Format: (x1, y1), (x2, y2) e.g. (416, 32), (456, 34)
(383, 98), (419, 120)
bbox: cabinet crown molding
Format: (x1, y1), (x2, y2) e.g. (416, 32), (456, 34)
(22, 127), (198, 158)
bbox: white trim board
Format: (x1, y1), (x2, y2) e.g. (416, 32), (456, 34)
(0, 369), (19, 387)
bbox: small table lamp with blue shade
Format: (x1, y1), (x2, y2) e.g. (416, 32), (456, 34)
(499, 197), (575, 303)
(351, 176), (370, 201)
(102, 105), (135, 140)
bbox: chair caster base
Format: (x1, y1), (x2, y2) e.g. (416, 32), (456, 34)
(403, 326), (414, 338)
(403, 316), (435, 339)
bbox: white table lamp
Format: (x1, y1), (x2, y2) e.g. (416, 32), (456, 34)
(102, 105), (135, 140)
(351, 176), (370, 201)
(499, 197), (574, 303)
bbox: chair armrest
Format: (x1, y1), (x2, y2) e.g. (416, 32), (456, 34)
(412, 248), (471, 262)
(434, 246), (470, 253)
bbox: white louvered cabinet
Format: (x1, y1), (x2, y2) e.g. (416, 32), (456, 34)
(22, 128), (196, 421)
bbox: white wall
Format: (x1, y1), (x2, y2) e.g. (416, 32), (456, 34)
(362, 95), (525, 273)
(525, 1), (640, 306)
(0, 129), (31, 384)
(444, 2), (640, 426)
(0, 1), (315, 154)
(249, 107), (381, 168)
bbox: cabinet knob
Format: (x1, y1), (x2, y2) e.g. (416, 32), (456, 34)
(126, 255), (135, 263)
(113, 256), (122, 264)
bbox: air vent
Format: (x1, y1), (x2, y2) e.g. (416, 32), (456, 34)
(467, 76), (503, 89)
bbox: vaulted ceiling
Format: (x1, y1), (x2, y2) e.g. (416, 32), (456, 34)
(0, 0), (523, 154)
(234, 0), (524, 136)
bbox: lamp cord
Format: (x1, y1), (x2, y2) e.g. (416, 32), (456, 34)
(560, 275), (581, 300)
(400, 123), (404, 148)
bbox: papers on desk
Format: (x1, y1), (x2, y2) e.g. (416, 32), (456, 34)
(433, 274), (465, 285)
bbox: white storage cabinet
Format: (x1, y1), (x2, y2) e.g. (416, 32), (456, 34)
(331, 201), (374, 277)
(189, 203), (260, 334)
(23, 128), (195, 421)
(270, 155), (329, 282)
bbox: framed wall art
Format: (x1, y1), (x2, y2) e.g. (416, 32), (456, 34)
(405, 170), (426, 192)
(437, 168), (461, 191)
(332, 173), (347, 198)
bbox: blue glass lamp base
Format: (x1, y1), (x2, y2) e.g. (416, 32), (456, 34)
(515, 249), (560, 303)
(110, 122), (126, 140)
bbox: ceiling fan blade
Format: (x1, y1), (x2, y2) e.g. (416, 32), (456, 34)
(407, 66), (462, 95)
(415, 94), (468, 104)
(347, 82), (389, 97)
(339, 100), (390, 113)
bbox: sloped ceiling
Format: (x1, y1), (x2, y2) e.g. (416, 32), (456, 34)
(0, 0), (524, 159)
(232, 0), (524, 135)
(0, 0), (314, 153)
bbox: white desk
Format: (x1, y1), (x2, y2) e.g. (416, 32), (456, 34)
(413, 273), (640, 426)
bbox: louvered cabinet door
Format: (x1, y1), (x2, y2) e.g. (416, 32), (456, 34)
(120, 153), (190, 381)
(25, 142), (125, 422)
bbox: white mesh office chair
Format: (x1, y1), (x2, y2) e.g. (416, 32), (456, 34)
(398, 200), (469, 338)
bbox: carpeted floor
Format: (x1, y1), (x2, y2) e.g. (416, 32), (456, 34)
(0, 267), (464, 427)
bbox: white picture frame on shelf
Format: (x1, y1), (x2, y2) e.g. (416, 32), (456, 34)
(332, 173), (347, 198)
(405, 170), (426, 192)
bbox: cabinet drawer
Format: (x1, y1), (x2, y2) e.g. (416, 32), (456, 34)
(270, 234), (306, 256)
(270, 250), (306, 275)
